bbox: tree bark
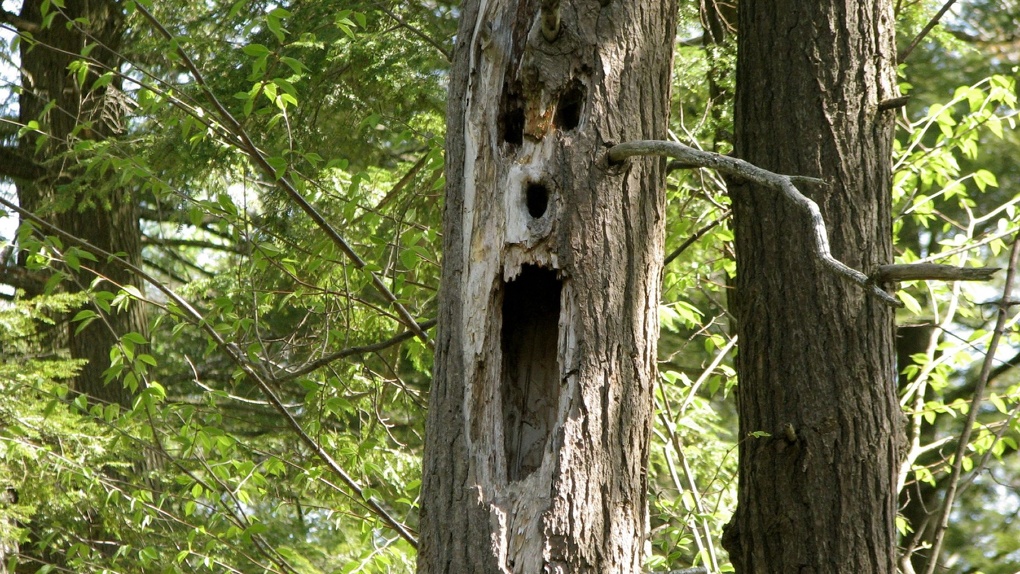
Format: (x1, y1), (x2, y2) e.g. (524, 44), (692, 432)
(15, 0), (145, 408)
(419, 1), (676, 572)
(721, 1), (903, 573)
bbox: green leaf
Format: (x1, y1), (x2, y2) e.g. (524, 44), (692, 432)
(973, 169), (998, 191)
(122, 331), (148, 345)
(898, 291), (923, 315)
(990, 393), (1008, 414)
(242, 43), (270, 58)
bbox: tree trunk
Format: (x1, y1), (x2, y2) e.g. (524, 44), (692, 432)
(418, 1), (676, 572)
(15, 0), (145, 408)
(720, 1), (902, 573)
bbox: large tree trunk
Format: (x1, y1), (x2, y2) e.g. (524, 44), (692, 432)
(721, 1), (902, 573)
(15, 0), (145, 408)
(418, 1), (676, 572)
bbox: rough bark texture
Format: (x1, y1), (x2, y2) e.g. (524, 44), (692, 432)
(720, 1), (902, 573)
(418, 1), (676, 572)
(15, 0), (145, 408)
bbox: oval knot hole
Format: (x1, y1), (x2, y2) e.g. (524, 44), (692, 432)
(526, 182), (549, 218)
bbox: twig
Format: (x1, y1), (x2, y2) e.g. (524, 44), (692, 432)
(134, 4), (432, 349)
(276, 318), (437, 384)
(921, 232), (1020, 574)
(0, 8), (40, 33)
(0, 195), (420, 548)
(898, 0), (960, 62)
(608, 140), (901, 306)
(664, 209), (732, 266)
(878, 96), (911, 111)
(374, 4), (452, 61)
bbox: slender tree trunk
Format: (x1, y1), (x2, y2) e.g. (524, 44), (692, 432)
(419, 1), (676, 572)
(16, 0), (145, 407)
(720, 1), (902, 573)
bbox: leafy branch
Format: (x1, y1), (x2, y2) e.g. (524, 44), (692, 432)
(0, 195), (420, 548)
(922, 233), (1020, 574)
(133, 3), (433, 348)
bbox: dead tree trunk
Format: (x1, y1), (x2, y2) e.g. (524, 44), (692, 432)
(418, 1), (676, 572)
(721, 1), (902, 573)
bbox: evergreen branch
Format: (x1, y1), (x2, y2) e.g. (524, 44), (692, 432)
(134, 3), (433, 348)
(608, 139), (903, 307)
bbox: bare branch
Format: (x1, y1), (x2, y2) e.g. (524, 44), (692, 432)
(664, 209), (731, 266)
(0, 145), (44, 182)
(922, 232), (1020, 574)
(872, 262), (999, 283)
(141, 235), (249, 254)
(608, 139), (902, 306)
(878, 95), (911, 111)
(276, 318), (437, 384)
(375, 4), (452, 61)
(0, 9), (39, 33)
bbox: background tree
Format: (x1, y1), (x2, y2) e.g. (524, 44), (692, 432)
(4, 0), (144, 408)
(721, 1), (902, 572)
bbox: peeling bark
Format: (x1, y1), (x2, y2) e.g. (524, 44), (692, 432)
(419, 1), (676, 572)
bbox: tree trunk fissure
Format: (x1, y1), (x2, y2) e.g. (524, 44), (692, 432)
(420, 1), (676, 572)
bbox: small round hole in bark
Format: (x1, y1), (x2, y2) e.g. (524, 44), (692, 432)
(526, 182), (549, 218)
(500, 107), (525, 145)
(554, 81), (585, 131)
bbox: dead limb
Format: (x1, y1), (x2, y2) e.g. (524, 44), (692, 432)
(608, 139), (903, 306)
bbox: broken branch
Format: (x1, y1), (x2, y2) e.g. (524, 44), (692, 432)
(608, 139), (902, 307)
(872, 262), (999, 283)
